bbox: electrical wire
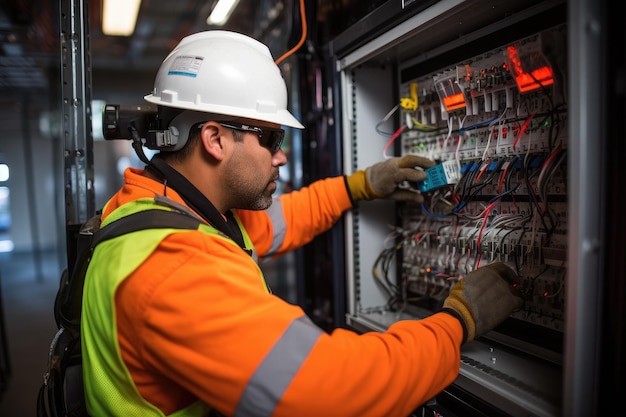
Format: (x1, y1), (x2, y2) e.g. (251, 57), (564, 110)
(481, 107), (508, 161)
(410, 117), (437, 131)
(372, 242), (402, 297)
(376, 104), (400, 137)
(513, 112), (536, 151)
(373, 57), (567, 317)
(274, 0), (307, 65)
(382, 126), (406, 159)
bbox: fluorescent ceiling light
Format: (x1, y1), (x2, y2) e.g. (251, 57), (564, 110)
(102, 0), (142, 36)
(207, 0), (240, 26)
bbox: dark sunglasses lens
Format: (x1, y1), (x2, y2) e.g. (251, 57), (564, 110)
(218, 122), (284, 153)
(261, 129), (284, 153)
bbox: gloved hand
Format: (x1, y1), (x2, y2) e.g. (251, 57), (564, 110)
(346, 155), (436, 203)
(442, 262), (523, 344)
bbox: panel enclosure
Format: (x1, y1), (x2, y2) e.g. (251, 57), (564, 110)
(332, 0), (568, 415)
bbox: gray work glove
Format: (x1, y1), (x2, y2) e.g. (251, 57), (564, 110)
(346, 155), (436, 203)
(442, 262), (523, 344)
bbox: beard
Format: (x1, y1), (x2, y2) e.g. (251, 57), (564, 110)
(223, 163), (278, 211)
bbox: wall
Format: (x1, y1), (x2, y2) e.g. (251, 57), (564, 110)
(0, 98), (63, 253)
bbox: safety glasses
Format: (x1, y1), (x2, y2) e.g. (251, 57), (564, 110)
(217, 121), (285, 153)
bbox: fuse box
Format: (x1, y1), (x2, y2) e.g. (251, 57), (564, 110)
(332, 1), (569, 415)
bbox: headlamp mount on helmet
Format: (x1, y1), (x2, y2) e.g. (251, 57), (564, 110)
(102, 103), (192, 165)
(102, 103), (186, 148)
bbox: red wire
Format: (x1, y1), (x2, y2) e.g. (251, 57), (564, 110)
(275, 0), (307, 65)
(542, 143), (563, 172)
(513, 112), (536, 151)
(383, 125), (406, 157)
(498, 162), (509, 194)
(474, 162), (489, 183)
(475, 253), (483, 269)
(475, 200), (498, 261)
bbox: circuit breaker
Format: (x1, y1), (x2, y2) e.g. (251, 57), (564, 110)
(332, 0), (569, 415)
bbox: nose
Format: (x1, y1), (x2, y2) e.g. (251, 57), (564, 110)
(273, 148), (288, 166)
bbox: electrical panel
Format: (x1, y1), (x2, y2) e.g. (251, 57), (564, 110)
(333, 1), (569, 416)
(397, 23), (568, 342)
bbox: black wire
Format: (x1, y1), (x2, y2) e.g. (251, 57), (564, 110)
(372, 247), (398, 296)
(453, 163), (479, 210)
(538, 148), (566, 246)
(129, 124), (153, 167)
(468, 159), (505, 195)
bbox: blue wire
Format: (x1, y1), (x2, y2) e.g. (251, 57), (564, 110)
(421, 202), (450, 219)
(459, 115), (499, 135)
(488, 184), (520, 203)
(375, 120), (393, 137)
(452, 201), (466, 213)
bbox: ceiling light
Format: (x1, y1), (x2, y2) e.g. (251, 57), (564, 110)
(102, 0), (142, 36)
(207, 0), (240, 26)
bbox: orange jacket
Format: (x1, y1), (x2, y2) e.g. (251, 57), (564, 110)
(103, 167), (463, 417)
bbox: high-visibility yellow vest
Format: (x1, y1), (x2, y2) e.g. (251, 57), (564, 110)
(81, 198), (257, 416)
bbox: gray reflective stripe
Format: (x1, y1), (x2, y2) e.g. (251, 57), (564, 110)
(234, 315), (323, 417)
(250, 248), (258, 263)
(264, 200), (287, 257)
(154, 195), (202, 218)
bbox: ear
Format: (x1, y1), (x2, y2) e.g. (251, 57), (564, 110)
(199, 122), (225, 161)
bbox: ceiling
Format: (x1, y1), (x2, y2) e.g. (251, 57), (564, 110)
(88, 0), (282, 72)
(0, 0), (287, 94)
(0, 0), (391, 98)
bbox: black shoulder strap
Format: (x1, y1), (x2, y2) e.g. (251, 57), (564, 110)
(148, 158), (247, 249)
(56, 209), (202, 332)
(92, 209), (203, 246)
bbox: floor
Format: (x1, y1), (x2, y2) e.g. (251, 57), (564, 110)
(0, 248), (296, 417)
(0, 249), (62, 417)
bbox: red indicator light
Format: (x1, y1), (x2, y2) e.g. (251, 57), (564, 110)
(434, 70), (468, 113)
(506, 45), (555, 93)
(515, 66), (554, 92)
(507, 46), (524, 76)
(443, 93), (466, 111)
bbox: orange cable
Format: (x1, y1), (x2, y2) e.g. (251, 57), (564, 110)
(275, 0), (307, 65)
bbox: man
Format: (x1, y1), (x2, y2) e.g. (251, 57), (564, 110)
(82, 30), (522, 417)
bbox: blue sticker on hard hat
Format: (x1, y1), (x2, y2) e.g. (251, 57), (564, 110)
(168, 55), (204, 78)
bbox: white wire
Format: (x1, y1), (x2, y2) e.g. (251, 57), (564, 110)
(382, 104), (399, 123)
(481, 107), (508, 161)
(445, 115), (454, 148)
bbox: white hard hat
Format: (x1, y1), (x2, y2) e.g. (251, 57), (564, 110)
(144, 30), (304, 131)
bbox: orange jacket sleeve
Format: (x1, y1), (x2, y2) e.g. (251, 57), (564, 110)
(237, 176), (353, 259)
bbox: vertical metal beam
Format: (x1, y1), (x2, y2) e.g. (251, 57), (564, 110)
(20, 96), (44, 282)
(59, 0), (95, 228)
(564, 0), (607, 415)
